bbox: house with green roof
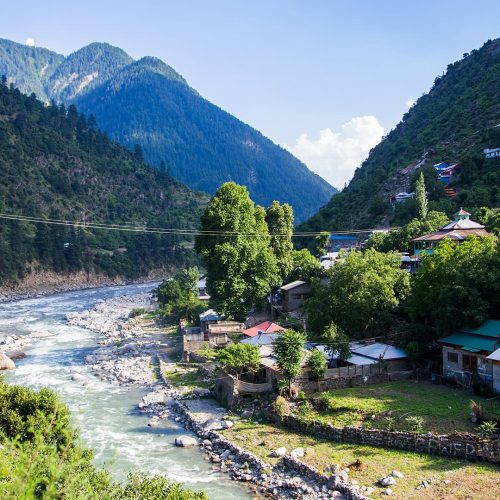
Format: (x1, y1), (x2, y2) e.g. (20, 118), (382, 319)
(439, 319), (500, 390)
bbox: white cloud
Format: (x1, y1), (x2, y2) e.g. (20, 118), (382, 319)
(284, 116), (384, 188)
(406, 98), (416, 108)
(25, 38), (35, 47)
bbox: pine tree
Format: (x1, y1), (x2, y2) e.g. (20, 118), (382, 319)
(416, 172), (428, 220)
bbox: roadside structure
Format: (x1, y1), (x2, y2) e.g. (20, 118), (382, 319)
(412, 208), (489, 257)
(439, 319), (500, 389)
(278, 280), (311, 313)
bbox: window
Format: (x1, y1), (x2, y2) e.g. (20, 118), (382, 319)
(447, 351), (458, 363)
(462, 354), (477, 371)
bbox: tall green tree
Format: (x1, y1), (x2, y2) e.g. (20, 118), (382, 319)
(307, 348), (327, 380)
(265, 201), (294, 281)
(305, 249), (410, 338)
(195, 182), (279, 320)
(216, 343), (261, 379)
(415, 171), (428, 220)
(272, 329), (306, 395)
(409, 235), (499, 337)
(321, 322), (351, 363)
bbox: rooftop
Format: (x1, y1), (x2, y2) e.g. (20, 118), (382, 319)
(439, 320), (500, 353)
(280, 280), (307, 291)
(242, 321), (285, 337)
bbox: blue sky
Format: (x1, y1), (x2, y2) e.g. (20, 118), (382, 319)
(1, 0), (499, 187)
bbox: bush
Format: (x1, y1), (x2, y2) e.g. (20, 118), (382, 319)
(308, 348), (327, 380)
(405, 415), (424, 433)
(274, 396), (289, 420)
(478, 420), (498, 438)
(0, 380), (73, 448)
(130, 307), (146, 318)
(385, 416), (397, 432)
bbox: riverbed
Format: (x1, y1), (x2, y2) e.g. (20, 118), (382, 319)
(0, 284), (250, 499)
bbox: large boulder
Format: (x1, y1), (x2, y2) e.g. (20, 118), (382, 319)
(175, 435), (198, 447)
(0, 353), (15, 370)
(269, 446), (287, 457)
(5, 350), (26, 360)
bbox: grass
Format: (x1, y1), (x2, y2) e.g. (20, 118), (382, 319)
(222, 420), (500, 499)
(310, 380), (488, 434)
(163, 367), (212, 389)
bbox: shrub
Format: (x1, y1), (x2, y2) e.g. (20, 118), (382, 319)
(478, 420), (498, 438)
(308, 348), (327, 380)
(385, 416), (397, 432)
(130, 307), (146, 317)
(274, 396), (289, 420)
(405, 415), (424, 433)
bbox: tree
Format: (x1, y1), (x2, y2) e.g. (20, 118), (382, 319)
(272, 329), (306, 395)
(156, 267), (205, 321)
(195, 182), (279, 320)
(305, 249), (410, 338)
(314, 232), (330, 257)
(216, 343), (261, 379)
(265, 201), (294, 281)
(409, 235), (499, 338)
(288, 249), (322, 281)
(415, 171), (428, 220)
(133, 144), (144, 162)
(321, 322), (351, 364)
(307, 348), (326, 380)
(367, 210), (449, 253)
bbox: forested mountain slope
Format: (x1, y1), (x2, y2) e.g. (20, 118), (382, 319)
(0, 38), (335, 222)
(299, 38), (500, 232)
(0, 82), (206, 285)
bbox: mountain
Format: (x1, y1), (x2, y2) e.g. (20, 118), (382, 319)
(299, 38), (500, 233)
(0, 39), (335, 222)
(0, 81), (206, 286)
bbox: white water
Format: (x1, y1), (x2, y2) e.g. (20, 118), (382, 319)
(0, 284), (250, 499)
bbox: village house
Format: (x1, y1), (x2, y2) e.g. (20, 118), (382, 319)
(242, 321), (285, 337)
(327, 233), (359, 252)
(483, 147), (500, 159)
(278, 280), (311, 313)
(439, 319), (500, 389)
(394, 191), (415, 203)
(412, 208), (489, 257)
(486, 348), (500, 394)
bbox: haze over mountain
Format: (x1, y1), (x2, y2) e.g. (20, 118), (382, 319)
(299, 38), (500, 233)
(0, 38), (335, 222)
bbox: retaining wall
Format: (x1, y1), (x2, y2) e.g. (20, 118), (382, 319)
(266, 411), (499, 464)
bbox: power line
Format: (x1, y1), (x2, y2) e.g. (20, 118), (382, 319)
(0, 212), (400, 238)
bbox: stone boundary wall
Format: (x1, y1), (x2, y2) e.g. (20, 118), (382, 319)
(266, 411), (499, 464)
(171, 400), (368, 500)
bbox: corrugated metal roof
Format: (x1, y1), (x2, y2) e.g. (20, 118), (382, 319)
(461, 320), (500, 339)
(241, 333), (280, 346)
(345, 354), (379, 365)
(439, 332), (498, 352)
(350, 342), (408, 360)
(242, 321), (285, 337)
(486, 348), (500, 362)
(280, 280), (307, 291)
(440, 219), (484, 230)
(199, 309), (221, 321)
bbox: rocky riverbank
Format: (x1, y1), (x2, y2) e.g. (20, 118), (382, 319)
(66, 293), (162, 385)
(0, 270), (160, 303)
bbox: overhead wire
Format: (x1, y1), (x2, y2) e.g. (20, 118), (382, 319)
(0, 212), (400, 238)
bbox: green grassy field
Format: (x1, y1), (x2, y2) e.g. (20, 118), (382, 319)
(309, 380), (489, 434)
(222, 420), (500, 499)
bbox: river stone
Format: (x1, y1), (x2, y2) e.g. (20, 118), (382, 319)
(291, 447), (304, 458)
(391, 470), (404, 479)
(203, 419), (224, 431)
(5, 350), (26, 360)
(379, 476), (396, 487)
(221, 420), (234, 429)
(175, 435), (197, 447)
(0, 353), (15, 370)
(270, 446), (287, 457)
(193, 387), (211, 397)
(382, 488), (393, 496)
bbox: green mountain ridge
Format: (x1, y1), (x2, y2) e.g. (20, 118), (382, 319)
(299, 38), (500, 233)
(0, 38), (335, 222)
(0, 81), (206, 285)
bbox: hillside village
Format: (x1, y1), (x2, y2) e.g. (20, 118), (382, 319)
(134, 175), (500, 498)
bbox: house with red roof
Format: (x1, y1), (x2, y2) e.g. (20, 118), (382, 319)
(242, 321), (285, 337)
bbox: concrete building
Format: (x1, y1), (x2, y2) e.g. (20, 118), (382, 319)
(279, 280), (311, 312)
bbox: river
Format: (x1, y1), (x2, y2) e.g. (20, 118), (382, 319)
(0, 284), (250, 499)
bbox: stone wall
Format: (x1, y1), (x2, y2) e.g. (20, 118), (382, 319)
(267, 411), (499, 464)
